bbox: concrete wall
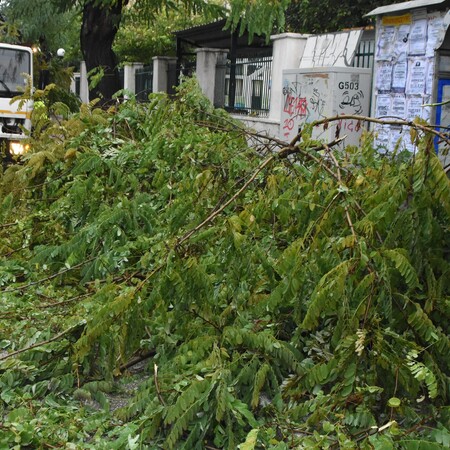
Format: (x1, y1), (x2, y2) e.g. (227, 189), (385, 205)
(268, 33), (310, 123)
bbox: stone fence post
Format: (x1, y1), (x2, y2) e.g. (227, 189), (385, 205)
(153, 56), (177, 93)
(79, 61), (89, 103)
(269, 33), (309, 122)
(195, 48), (228, 106)
(123, 63), (143, 98)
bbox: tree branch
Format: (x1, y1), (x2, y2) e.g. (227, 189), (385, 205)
(0, 321), (86, 361)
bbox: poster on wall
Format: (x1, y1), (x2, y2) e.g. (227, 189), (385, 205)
(376, 26), (396, 60)
(406, 58), (427, 95)
(374, 125), (391, 153)
(373, 8), (445, 153)
(392, 58), (408, 90)
(376, 62), (393, 91)
(392, 94), (406, 118)
(426, 61), (435, 95)
(394, 24), (411, 57)
(426, 12), (446, 57)
(409, 19), (428, 55)
(375, 94), (392, 118)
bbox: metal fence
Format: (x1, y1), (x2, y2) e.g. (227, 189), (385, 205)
(223, 55), (273, 117)
(352, 39), (375, 69)
(135, 65), (153, 102)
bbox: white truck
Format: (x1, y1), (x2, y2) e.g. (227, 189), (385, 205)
(0, 43), (33, 163)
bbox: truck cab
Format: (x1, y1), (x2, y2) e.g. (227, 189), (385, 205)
(0, 43), (33, 164)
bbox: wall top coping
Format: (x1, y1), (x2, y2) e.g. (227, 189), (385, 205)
(194, 47), (229, 53)
(270, 33), (311, 42)
(152, 56), (177, 61)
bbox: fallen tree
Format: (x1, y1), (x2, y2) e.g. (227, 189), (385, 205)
(0, 81), (449, 449)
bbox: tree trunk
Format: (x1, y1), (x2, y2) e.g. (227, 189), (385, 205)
(80, 0), (128, 104)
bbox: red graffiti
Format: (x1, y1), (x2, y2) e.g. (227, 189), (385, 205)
(337, 118), (356, 133)
(283, 118), (294, 131)
(284, 94), (308, 118)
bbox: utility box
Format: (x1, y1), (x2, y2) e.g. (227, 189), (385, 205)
(280, 67), (372, 146)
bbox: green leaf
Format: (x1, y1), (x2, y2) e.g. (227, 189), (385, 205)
(238, 429), (259, 450)
(387, 397), (401, 408)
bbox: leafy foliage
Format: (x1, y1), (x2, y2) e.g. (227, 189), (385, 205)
(0, 80), (449, 448)
(285, 0), (405, 33)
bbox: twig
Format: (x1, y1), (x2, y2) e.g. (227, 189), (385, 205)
(176, 136), (346, 248)
(311, 114), (450, 147)
(189, 309), (222, 332)
(154, 363), (166, 406)
(119, 350), (155, 371)
(390, 367), (400, 421)
(37, 292), (91, 309)
(326, 147), (357, 242)
(176, 153), (275, 246)
(0, 321), (86, 361)
(1, 257), (97, 293)
(0, 222), (18, 229)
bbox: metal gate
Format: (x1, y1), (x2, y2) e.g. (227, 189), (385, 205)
(135, 65), (153, 102)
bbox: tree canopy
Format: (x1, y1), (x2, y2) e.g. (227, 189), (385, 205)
(285, 0), (405, 33)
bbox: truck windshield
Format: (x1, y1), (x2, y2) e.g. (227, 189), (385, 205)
(0, 48), (31, 96)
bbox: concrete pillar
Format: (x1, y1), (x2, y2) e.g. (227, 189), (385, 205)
(153, 56), (177, 93)
(123, 63), (143, 98)
(70, 73), (79, 97)
(195, 48), (228, 105)
(269, 33), (310, 121)
(79, 61), (89, 103)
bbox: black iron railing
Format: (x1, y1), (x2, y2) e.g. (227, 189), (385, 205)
(352, 39), (375, 69)
(223, 56), (273, 117)
(135, 65), (153, 102)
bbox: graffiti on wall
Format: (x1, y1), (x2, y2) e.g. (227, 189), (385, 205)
(300, 30), (363, 68)
(281, 70), (371, 145)
(281, 75), (328, 139)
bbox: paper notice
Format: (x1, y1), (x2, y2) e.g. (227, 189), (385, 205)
(425, 60), (435, 95)
(376, 62), (393, 91)
(406, 96), (425, 120)
(409, 19), (427, 55)
(375, 94), (392, 118)
(422, 97), (431, 122)
(406, 58), (427, 94)
(392, 94), (406, 118)
(392, 58), (408, 91)
(375, 126), (391, 153)
(390, 126), (406, 151)
(426, 12), (445, 57)
(394, 24), (411, 57)
(377, 26), (396, 60)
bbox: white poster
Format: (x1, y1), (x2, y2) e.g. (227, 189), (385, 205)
(375, 126), (391, 153)
(425, 59), (435, 95)
(406, 96), (425, 120)
(426, 12), (446, 58)
(394, 24), (411, 57)
(377, 26), (396, 60)
(376, 62), (393, 91)
(392, 94), (406, 118)
(390, 126), (407, 151)
(406, 58), (427, 94)
(409, 19), (428, 55)
(422, 96), (432, 122)
(392, 58), (408, 90)
(403, 133), (416, 153)
(375, 94), (392, 118)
